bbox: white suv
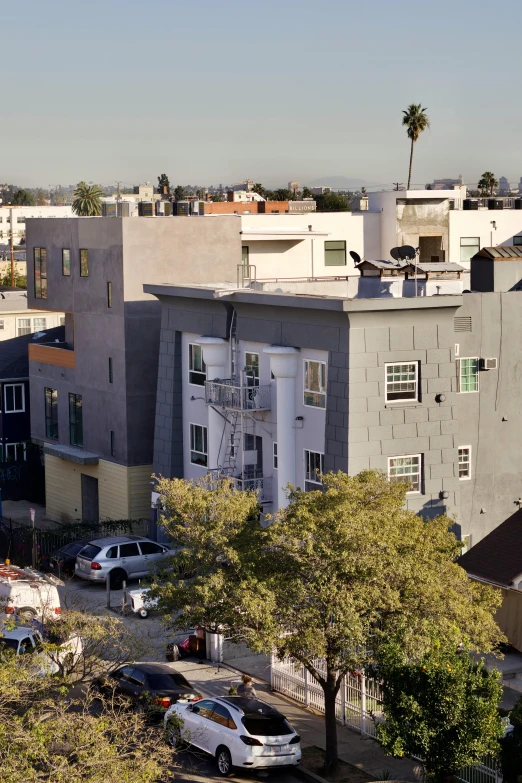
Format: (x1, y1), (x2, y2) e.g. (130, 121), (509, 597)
(164, 695), (301, 776)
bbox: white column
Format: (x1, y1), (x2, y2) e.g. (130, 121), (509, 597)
(196, 337), (229, 472)
(263, 345), (300, 510)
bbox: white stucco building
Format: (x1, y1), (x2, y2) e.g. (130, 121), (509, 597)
(0, 206), (73, 245)
(0, 291), (64, 342)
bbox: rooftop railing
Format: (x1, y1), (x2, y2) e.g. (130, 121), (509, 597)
(205, 380), (271, 411)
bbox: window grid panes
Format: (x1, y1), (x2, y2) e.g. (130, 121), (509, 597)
(385, 362), (418, 402)
(305, 450), (324, 484)
(5, 443), (26, 462)
(44, 387), (58, 439)
(190, 423), (208, 467)
(17, 318), (31, 336)
(273, 442), (278, 469)
(69, 393), (83, 447)
(62, 248), (71, 276)
(189, 344), (206, 386)
(245, 352), (259, 387)
(460, 237), (480, 262)
(388, 455), (421, 493)
(33, 317), (46, 331)
(5, 384), (25, 413)
(458, 447), (471, 479)
(325, 240), (347, 266)
(304, 360), (326, 408)
(34, 248), (47, 299)
(80, 249), (89, 277)
(458, 358), (479, 393)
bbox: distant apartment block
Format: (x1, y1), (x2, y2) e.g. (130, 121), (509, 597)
(0, 291), (64, 342)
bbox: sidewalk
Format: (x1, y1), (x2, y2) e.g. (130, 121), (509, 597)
(170, 658), (423, 782)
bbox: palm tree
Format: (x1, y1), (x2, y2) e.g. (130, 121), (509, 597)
(72, 181), (104, 216)
(402, 104), (430, 190)
(477, 171), (498, 197)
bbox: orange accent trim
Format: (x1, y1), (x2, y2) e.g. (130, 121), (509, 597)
(29, 343), (76, 369)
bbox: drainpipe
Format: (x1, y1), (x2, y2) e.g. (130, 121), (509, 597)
(263, 345), (300, 510)
(196, 337), (229, 472)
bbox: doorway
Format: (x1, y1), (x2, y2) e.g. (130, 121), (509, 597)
(419, 235), (444, 263)
(81, 474), (99, 522)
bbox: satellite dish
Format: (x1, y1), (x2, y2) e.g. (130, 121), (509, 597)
(349, 250), (361, 265)
(399, 245), (417, 261)
(390, 247), (402, 262)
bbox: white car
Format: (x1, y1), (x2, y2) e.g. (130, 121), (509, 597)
(164, 695), (301, 776)
(0, 625), (83, 676)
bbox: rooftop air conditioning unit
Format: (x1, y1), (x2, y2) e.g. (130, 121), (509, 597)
(480, 358), (498, 370)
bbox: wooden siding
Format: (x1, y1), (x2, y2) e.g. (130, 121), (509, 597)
(495, 589), (522, 652)
(128, 464), (153, 521)
(29, 344), (76, 369)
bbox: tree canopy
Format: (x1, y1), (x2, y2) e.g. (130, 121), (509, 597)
(11, 189), (36, 206)
(71, 182), (103, 216)
(478, 171), (498, 196)
(173, 185), (186, 201)
(402, 103), (430, 189)
(157, 173), (171, 194)
(314, 192), (350, 211)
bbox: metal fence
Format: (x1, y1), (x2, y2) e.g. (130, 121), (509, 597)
(270, 656), (503, 783)
(205, 380), (272, 411)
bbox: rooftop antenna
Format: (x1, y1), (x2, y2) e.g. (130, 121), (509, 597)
(393, 182), (403, 191)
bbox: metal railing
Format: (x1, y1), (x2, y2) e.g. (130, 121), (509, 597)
(205, 380), (271, 411)
(233, 475), (272, 503)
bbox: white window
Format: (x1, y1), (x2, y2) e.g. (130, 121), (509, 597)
(0, 320), (4, 330)
(17, 216), (25, 224)
(190, 423), (208, 467)
(305, 449), (324, 489)
(4, 384), (25, 413)
(385, 362), (418, 403)
(458, 446), (471, 479)
(33, 317), (46, 331)
(457, 358), (479, 393)
(273, 442), (278, 469)
(460, 237), (480, 262)
(304, 360), (326, 408)
(461, 534), (472, 555)
(17, 318), (31, 336)
(388, 455), (421, 493)
(245, 352), (259, 387)
(59, 317), (66, 326)
(189, 344), (206, 386)
(5, 442), (26, 461)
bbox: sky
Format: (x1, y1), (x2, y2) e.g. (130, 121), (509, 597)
(2, 0), (522, 189)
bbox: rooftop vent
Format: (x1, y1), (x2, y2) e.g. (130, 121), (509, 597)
(454, 316), (472, 332)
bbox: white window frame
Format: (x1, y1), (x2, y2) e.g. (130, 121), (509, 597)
(388, 454), (422, 494)
(461, 534), (472, 554)
(245, 351), (260, 387)
(188, 343), (206, 387)
(304, 449), (324, 486)
(457, 357), (479, 393)
(33, 317), (47, 331)
(4, 383), (25, 413)
(5, 442), (27, 462)
(385, 362), (419, 403)
(458, 446), (471, 480)
(273, 442), (278, 470)
(189, 423), (208, 467)
(17, 318), (31, 337)
(304, 360), (327, 409)
(460, 237), (480, 263)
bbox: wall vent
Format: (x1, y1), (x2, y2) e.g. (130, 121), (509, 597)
(480, 358), (498, 370)
(454, 316), (472, 332)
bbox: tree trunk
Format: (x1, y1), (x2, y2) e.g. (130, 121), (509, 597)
(407, 138), (414, 190)
(323, 672), (339, 772)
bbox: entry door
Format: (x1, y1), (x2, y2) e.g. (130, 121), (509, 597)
(81, 475), (99, 522)
(419, 235), (443, 263)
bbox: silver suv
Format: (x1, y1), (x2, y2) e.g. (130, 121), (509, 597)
(75, 535), (172, 589)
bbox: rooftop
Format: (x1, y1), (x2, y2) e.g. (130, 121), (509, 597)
(459, 510), (522, 588)
(0, 325), (64, 379)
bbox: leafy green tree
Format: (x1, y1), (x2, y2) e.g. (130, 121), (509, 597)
(377, 640), (503, 782)
(252, 183), (265, 197)
(315, 192), (350, 211)
(402, 103), (430, 189)
(173, 185), (186, 201)
(35, 189), (47, 206)
(71, 181), (103, 216)
(478, 171), (498, 196)
(11, 189), (36, 206)
(211, 193), (225, 202)
(196, 188), (205, 200)
(501, 694), (522, 783)
(272, 188), (295, 201)
(152, 470), (503, 771)
(157, 173), (171, 195)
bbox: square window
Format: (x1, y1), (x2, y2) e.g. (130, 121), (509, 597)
(458, 446), (471, 479)
(190, 423), (208, 467)
(325, 240), (347, 266)
(80, 249), (89, 277)
(305, 449), (324, 489)
(189, 344), (206, 386)
(62, 248), (71, 276)
(388, 455), (421, 493)
(4, 384), (25, 413)
(304, 360), (326, 408)
(273, 442), (278, 470)
(385, 362), (418, 403)
(514, 236), (522, 246)
(5, 442), (26, 462)
(460, 237), (480, 262)
(17, 318), (31, 337)
(458, 358), (479, 393)
(33, 317), (46, 331)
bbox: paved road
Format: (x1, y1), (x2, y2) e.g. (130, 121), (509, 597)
(174, 749), (300, 783)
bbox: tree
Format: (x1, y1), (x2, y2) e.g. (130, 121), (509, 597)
(272, 188), (295, 201)
(151, 470), (503, 772)
(402, 104), (430, 190)
(173, 185), (186, 201)
(377, 640), (503, 782)
(501, 694), (522, 783)
(478, 171), (498, 196)
(157, 173), (171, 195)
(360, 187), (367, 197)
(302, 186), (313, 199)
(35, 189), (47, 206)
(315, 192), (350, 212)
(252, 183), (266, 197)
(11, 189), (36, 206)
(211, 193), (225, 202)
(71, 181), (103, 216)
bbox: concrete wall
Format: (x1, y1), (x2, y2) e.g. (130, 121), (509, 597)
(449, 211), (522, 265)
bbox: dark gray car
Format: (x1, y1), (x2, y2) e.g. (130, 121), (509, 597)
(75, 535), (171, 589)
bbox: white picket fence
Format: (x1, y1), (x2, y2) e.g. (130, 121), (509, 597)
(270, 656), (502, 783)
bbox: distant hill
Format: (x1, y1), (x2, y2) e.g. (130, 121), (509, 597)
(308, 176), (369, 189)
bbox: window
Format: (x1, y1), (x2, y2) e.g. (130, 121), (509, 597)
(0, 321), (4, 330)
(17, 318), (31, 336)
(305, 450), (324, 488)
(388, 455), (421, 493)
(245, 352), (259, 387)
(62, 248), (71, 276)
(242, 245), (249, 274)
(460, 237), (480, 262)
(107, 281), (112, 308)
(325, 240), (347, 266)
(59, 316), (65, 326)
(17, 216), (25, 224)
(5, 442), (26, 462)
(110, 430), (115, 457)
(211, 703), (237, 730)
(458, 446), (471, 479)
(44, 388), (58, 439)
(119, 543), (140, 557)
(69, 393), (83, 447)
(192, 700), (216, 720)
(190, 423), (208, 467)
(385, 362), (418, 403)
(139, 541), (164, 555)
(5, 384), (25, 413)
(33, 317), (46, 331)
(34, 248), (47, 299)
(461, 535), (472, 555)
(189, 344), (206, 386)
(80, 249), (89, 276)
(109, 357), (113, 383)
(458, 358), (479, 393)
(304, 360), (326, 408)
(514, 236), (522, 246)
(106, 546), (118, 558)
(273, 442), (278, 469)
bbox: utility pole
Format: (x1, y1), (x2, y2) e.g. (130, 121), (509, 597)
(393, 182), (403, 191)
(9, 208), (14, 288)
(115, 181), (122, 202)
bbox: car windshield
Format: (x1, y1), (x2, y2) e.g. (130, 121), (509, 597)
(0, 638), (19, 652)
(78, 544), (102, 560)
(147, 672), (192, 690)
(62, 543), (85, 556)
(242, 716), (293, 736)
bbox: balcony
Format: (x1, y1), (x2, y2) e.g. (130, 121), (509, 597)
(205, 380), (271, 411)
(208, 470), (273, 504)
(28, 342), (75, 369)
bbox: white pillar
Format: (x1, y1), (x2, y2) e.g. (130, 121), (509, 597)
(196, 337), (229, 472)
(263, 346), (300, 510)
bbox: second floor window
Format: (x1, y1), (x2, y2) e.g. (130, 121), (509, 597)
(304, 360), (326, 408)
(45, 388), (58, 439)
(460, 237), (480, 262)
(80, 249), (89, 277)
(69, 393), (83, 447)
(458, 358), (479, 393)
(305, 449), (324, 489)
(190, 423), (208, 467)
(34, 248), (47, 299)
(62, 248), (71, 275)
(245, 352), (259, 387)
(385, 362), (418, 402)
(189, 344), (206, 386)
(5, 383), (25, 413)
(388, 455), (421, 493)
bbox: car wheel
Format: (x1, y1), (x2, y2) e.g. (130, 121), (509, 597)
(18, 607), (37, 621)
(138, 608), (149, 619)
(166, 723), (185, 749)
(216, 746), (233, 777)
(109, 569), (126, 590)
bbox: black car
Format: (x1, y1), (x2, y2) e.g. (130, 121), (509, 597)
(91, 662), (202, 719)
(42, 539), (91, 576)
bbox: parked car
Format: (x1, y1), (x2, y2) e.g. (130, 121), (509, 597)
(91, 662), (201, 720)
(0, 563), (62, 620)
(0, 625), (83, 676)
(164, 695), (302, 776)
(75, 536), (172, 589)
(42, 539), (90, 577)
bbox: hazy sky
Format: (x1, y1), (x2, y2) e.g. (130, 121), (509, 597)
(2, 0), (522, 188)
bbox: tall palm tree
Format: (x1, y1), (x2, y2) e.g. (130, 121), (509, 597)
(72, 181), (104, 216)
(477, 171), (498, 196)
(402, 104), (430, 190)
